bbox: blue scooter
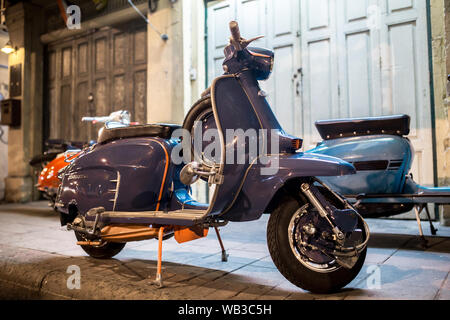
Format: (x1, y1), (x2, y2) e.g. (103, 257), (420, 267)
(308, 115), (450, 240)
(55, 21), (369, 293)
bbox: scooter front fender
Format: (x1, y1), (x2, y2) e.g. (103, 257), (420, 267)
(276, 152), (356, 177)
(219, 152), (355, 221)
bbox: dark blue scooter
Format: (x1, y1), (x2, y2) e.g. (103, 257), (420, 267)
(55, 21), (369, 293)
(307, 115), (450, 241)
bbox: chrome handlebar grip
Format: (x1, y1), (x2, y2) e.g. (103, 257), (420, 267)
(229, 21), (241, 43)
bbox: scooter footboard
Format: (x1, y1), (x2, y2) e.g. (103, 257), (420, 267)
(414, 185), (450, 204)
(340, 184), (450, 218)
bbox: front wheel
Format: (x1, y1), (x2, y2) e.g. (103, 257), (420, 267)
(267, 195), (367, 293)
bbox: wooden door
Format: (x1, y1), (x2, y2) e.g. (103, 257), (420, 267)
(207, 0), (302, 135)
(45, 21), (147, 143)
(300, 0), (433, 186)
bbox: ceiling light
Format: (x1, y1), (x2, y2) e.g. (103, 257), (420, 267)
(1, 41), (14, 54)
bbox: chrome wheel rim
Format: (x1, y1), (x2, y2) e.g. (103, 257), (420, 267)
(288, 205), (340, 273)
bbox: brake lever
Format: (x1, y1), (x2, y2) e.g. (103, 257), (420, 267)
(241, 35), (264, 48)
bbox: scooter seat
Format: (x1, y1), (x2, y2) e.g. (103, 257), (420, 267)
(98, 123), (182, 144)
(315, 114), (410, 140)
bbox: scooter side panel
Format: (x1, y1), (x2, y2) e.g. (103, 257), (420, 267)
(57, 137), (172, 216)
(220, 152), (356, 221)
(307, 135), (413, 195)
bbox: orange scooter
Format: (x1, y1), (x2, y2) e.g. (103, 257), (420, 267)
(35, 149), (82, 208)
(31, 110), (134, 209)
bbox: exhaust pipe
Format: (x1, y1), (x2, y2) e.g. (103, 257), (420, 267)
(100, 224), (169, 243)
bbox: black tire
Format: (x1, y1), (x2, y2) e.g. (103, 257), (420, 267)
(75, 231), (125, 259)
(267, 195), (367, 293)
(182, 95), (212, 134)
(182, 95), (214, 164)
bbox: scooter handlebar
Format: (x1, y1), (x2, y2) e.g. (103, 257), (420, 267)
(229, 21), (241, 44)
(81, 116), (108, 123)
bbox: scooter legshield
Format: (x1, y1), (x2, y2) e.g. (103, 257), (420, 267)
(206, 75), (356, 221)
(206, 75), (263, 216)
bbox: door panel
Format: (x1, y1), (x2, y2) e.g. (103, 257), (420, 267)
(45, 20), (148, 142)
(94, 37), (107, 73)
(265, 0), (301, 136)
(302, 0), (432, 186)
(207, 0), (301, 136)
(77, 42), (89, 75)
(307, 0), (330, 30)
(308, 39), (332, 124)
(95, 78), (108, 118)
(388, 22), (418, 133)
(345, 31), (372, 117)
(75, 81), (89, 142)
(388, 0), (414, 12)
(301, 0), (338, 145)
(378, 0), (432, 186)
(236, 0), (266, 48)
(207, 1), (235, 83)
(336, 0), (382, 121)
(346, 0), (369, 21)
(207, 0), (433, 187)
(133, 70), (147, 123)
(272, 45), (295, 133)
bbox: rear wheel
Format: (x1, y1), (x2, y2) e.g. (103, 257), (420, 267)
(267, 195), (367, 293)
(75, 231), (125, 259)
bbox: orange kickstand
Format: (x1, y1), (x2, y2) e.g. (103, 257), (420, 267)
(152, 226), (165, 288)
(214, 226), (228, 262)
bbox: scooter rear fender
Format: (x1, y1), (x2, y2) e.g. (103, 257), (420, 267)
(219, 152), (355, 221)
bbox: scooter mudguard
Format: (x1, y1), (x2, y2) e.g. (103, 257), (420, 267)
(57, 137), (175, 216)
(219, 152), (355, 221)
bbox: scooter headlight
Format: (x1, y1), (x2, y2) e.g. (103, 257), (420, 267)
(248, 47), (274, 81)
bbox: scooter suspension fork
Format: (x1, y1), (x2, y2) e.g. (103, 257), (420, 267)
(313, 177), (353, 210)
(300, 183), (345, 241)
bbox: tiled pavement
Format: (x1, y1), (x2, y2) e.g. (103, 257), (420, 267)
(0, 201), (448, 300)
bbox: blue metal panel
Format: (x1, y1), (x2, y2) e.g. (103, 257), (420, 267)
(58, 137), (173, 215)
(220, 152), (355, 221)
(307, 135), (413, 195)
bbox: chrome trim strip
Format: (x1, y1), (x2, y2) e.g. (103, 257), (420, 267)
(206, 74), (236, 216)
(111, 171), (121, 211)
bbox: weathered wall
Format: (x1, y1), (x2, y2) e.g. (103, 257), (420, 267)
(4, 2), (44, 202)
(147, 0), (206, 123)
(182, 0), (206, 112)
(446, 0), (450, 76)
(0, 33), (9, 200)
(146, 0), (208, 202)
(146, 0), (185, 124)
(181, 0), (209, 203)
(431, 0), (450, 225)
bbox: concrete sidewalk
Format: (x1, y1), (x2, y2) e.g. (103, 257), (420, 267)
(0, 201), (449, 300)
